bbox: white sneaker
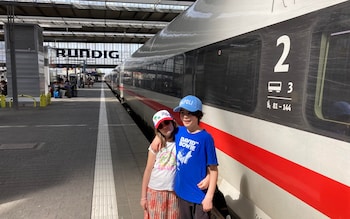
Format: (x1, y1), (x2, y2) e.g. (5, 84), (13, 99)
(226, 215), (232, 219)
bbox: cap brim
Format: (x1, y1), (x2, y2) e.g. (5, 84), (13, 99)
(155, 118), (173, 128)
(173, 106), (181, 112)
(174, 105), (198, 112)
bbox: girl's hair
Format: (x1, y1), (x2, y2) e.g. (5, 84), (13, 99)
(154, 120), (177, 148)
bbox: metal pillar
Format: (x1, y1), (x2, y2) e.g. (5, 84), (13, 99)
(7, 4), (18, 109)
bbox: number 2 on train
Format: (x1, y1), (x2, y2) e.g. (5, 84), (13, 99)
(274, 35), (290, 73)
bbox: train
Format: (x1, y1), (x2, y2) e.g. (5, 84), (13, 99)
(105, 0), (350, 218)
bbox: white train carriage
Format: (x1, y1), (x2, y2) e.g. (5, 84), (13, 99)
(106, 1), (350, 218)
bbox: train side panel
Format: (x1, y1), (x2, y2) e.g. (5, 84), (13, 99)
(106, 1), (350, 218)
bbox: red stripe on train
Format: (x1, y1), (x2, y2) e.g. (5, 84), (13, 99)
(201, 123), (350, 219)
(124, 90), (183, 124)
(124, 89), (350, 218)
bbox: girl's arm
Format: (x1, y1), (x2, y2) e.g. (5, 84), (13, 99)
(140, 149), (156, 210)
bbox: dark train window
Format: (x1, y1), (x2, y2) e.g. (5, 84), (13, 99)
(312, 30), (350, 136)
(195, 37), (260, 112)
(128, 55), (184, 98)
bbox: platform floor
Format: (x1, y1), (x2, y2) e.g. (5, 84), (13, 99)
(0, 82), (148, 219)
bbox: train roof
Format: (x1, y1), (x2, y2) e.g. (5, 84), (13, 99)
(123, 0), (347, 69)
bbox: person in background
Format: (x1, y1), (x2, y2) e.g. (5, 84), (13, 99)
(53, 80), (62, 98)
(64, 80), (74, 98)
(0, 80), (7, 96)
(141, 110), (179, 219)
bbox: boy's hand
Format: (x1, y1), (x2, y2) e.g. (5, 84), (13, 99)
(201, 196), (213, 212)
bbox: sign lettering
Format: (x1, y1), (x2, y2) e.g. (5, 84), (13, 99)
(56, 48), (119, 59)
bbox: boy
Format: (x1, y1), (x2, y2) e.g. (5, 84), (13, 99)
(172, 95), (218, 219)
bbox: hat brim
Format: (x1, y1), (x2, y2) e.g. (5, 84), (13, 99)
(154, 118), (173, 129)
(173, 105), (198, 112)
(173, 106), (182, 112)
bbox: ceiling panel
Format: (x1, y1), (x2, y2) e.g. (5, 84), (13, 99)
(0, 0), (194, 43)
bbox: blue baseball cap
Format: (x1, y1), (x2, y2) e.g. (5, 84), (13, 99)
(173, 95), (202, 112)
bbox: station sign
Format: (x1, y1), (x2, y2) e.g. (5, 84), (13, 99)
(56, 48), (119, 59)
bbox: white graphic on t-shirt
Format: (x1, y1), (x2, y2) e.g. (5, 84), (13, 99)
(179, 137), (198, 151)
(177, 150), (192, 164)
(177, 136), (199, 165)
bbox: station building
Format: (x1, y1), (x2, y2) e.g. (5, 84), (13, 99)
(0, 38), (141, 95)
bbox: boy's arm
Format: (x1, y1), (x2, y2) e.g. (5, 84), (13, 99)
(201, 165), (218, 212)
(150, 135), (162, 152)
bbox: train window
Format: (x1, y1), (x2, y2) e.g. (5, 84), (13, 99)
(311, 29), (350, 137)
(194, 37), (260, 112)
(172, 55), (185, 97)
(129, 55), (184, 98)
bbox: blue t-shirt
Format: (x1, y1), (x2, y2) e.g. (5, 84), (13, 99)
(174, 126), (218, 204)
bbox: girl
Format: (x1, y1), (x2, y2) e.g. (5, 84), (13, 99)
(141, 110), (179, 219)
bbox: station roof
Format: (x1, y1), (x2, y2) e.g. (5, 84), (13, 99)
(0, 0), (195, 44)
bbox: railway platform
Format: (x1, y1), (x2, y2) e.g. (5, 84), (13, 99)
(0, 82), (148, 219)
